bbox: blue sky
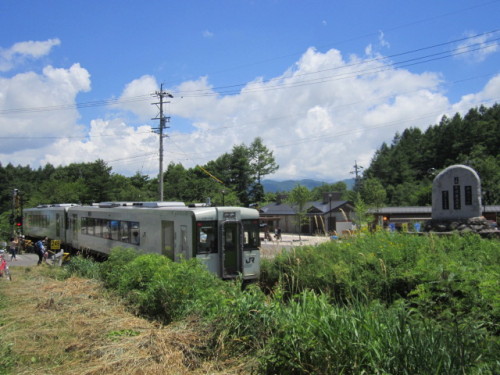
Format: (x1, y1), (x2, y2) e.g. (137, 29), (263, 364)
(1, 0), (499, 182)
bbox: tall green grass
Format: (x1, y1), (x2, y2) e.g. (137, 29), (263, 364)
(0, 291), (16, 375)
(260, 232), (499, 325)
(259, 291), (497, 374)
(61, 236), (499, 374)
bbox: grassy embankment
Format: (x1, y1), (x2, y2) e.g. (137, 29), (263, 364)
(1, 232), (499, 374)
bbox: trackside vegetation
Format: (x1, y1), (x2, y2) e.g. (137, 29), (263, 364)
(3, 233), (498, 374)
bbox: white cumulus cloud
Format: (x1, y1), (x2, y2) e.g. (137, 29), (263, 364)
(1, 41), (498, 183)
(0, 39), (61, 72)
(454, 32), (499, 63)
(0, 62), (90, 154)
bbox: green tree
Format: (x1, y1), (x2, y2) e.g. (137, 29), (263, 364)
(249, 137), (279, 183)
(311, 182), (348, 201)
(228, 145), (253, 205)
(27, 180), (87, 206)
(360, 178), (386, 207)
(287, 184), (311, 236)
(352, 193), (373, 229)
(363, 104), (500, 205)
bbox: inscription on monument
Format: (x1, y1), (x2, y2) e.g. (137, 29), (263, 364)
(453, 185), (461, 210)
(432, 165), (482, 220)
(465, 186), (472, 205)
(442, 191), (449, 210)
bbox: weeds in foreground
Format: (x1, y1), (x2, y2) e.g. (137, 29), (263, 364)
(8, 233), (498, 374)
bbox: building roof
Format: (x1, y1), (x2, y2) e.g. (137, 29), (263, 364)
(260, 202), (296, 215)
(368, 206), (432, 215)
(484, 205), (500, 213)
(260, 200), (351, 216)
(368, 205), (500, 215)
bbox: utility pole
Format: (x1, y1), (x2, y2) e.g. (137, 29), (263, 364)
(351, 160), (364, 191)
(11, 189), (23, 237)
(152, 84), (173, 201)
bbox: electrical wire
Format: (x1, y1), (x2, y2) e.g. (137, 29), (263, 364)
(0, 30), (498, 114)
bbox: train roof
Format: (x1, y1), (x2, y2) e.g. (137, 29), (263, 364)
(25, 202), (260, 220)
(97, 201), (186, 208)
(24, 203), (80, 211)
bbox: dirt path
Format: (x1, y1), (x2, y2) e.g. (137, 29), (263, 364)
(0, 267), (247, 375)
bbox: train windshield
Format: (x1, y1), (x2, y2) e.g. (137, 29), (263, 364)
(196, 221), (218, 254)
(242, 219), (260, 249)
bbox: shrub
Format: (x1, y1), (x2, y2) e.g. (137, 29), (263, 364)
(63, 255), (101, 279)
(113, 253), (228, 323)
(99, 247), (140, 288)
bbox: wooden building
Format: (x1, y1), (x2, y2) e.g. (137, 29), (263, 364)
(260, 193), (355, 235)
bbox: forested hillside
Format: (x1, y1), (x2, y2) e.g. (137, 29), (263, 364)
(1, 105), (499, 237)
(362, 104), (500, 206)
(0, 138), (279, 237)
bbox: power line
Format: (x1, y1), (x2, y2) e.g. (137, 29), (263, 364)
(0, 130), (154, 139)
(1, 29), (498, 114)
(174, 29), (500, 97)
(178, 37), (500, 98)
(0, 95), (152, 115)
(99, 96), (500, 172)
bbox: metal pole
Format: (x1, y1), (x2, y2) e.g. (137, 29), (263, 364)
(159, 96), (165, 201)
(152, 84), (173, 201)
(328, 193), (332, 233)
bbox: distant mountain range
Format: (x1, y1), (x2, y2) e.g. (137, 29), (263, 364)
(262, 178), (355, 193)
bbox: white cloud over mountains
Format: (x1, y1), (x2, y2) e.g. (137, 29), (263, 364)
(1, 39), (499, 182)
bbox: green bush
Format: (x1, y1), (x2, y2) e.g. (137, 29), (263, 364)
(112, 253), (228, 323)
(63, 255), (101, 279)
(99, 247), (140, 288)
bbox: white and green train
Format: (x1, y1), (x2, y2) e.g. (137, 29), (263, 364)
(23, 202), (261, 281)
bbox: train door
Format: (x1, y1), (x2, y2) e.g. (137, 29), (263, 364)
(70, 213), (79, 248)
(161, 221), (174, 260)
(55, 213), (61, 237)
(220, 221), (242, 278)
(179, 225), (189, 260)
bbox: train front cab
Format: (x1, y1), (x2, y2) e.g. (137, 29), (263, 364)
(193, 207), (260, 281)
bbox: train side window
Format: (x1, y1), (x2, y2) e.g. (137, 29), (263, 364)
(109, 220), (119, 240)
(196, 221), (217, 254)
(243, 220), (260, 249)
(102, 219), (111, 239)
(56, 214), (61, 237)
(87, 217), (95, 236)
(81, 217), (88, 234)
(131, 222), (140, 245)
(120, 221), (130, 243)
(181, 225), (188, 256)
(72, 214), (78, 237)
(95, 219), (104, 237)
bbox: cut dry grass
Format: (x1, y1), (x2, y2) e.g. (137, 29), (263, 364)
(0, 266), (249, 375)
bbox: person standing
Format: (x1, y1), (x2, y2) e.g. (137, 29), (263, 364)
(9, 237), (18, 261)
(35, 237), (47, 265)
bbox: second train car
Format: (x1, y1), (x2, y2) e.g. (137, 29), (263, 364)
(23, 202), (261, 280)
